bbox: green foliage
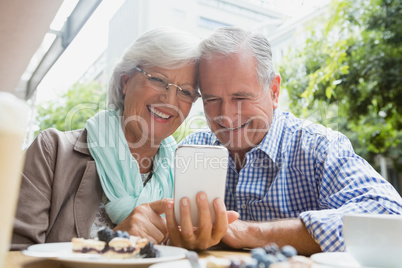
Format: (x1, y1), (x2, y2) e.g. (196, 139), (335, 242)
(172, 112), (208, 142)
(279, 0), (402, 171)
(36, 81), (107, 135)
(172, 123), (194, 143)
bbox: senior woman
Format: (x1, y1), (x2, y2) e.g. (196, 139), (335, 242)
(11, 27), (222, 250)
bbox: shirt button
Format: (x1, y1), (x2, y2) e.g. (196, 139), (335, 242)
(241, 203), (247, 209)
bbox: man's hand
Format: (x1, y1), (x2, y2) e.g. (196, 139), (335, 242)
(165, 192), (239, 250)
(114, 199), (170, 244)
(222, 218), (322, 256)
(220, 220), (252, 248)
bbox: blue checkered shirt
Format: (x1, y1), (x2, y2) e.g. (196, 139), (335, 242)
(179, 109), (402, 252)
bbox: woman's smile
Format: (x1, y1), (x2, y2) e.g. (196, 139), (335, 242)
(147, 105), (173, 121)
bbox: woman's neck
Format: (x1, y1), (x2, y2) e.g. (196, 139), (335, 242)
(124, 132), (161, 174)
(121, 118), (162, 173)
(130, 142), (159, 174)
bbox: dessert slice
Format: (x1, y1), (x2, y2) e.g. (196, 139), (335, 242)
(103, 236), (149, 258)
(71, 227), (160, 259)
(71, 237), (106, 254)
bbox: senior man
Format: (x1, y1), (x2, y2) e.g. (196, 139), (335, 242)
(167, 26), (402, 255)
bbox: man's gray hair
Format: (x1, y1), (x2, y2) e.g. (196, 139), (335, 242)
(108, 27), (201, 112)
(199, 26), (275, 90)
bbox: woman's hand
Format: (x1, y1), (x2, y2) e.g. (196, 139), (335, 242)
(165, 192), (239, 250)
(114, 199), (170, 244)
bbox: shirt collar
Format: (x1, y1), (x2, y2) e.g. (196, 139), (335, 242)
(210, 131), (220, 146)
(250, 109), (285, 164)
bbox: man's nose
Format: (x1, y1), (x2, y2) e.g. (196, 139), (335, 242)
(218, 100), (238, 127)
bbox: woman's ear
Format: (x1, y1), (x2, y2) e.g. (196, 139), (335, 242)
(121, 75), (130, 95)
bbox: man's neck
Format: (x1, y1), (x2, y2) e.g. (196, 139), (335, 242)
(230, 149), (249, 172)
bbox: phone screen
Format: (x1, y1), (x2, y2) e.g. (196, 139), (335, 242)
(173, 145), (228, 226)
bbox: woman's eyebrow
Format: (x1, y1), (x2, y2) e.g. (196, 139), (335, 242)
(180, 83), (197, 88)
(154, 72), (194, 87)
(152, 72), (169, 79)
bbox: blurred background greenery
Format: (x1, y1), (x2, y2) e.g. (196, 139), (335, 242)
(36, 81), (107, 135)
(279, 0), (401, 190)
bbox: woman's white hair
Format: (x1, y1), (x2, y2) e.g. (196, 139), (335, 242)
(199, 26), (275, 91)
(108, 27), (201, 112)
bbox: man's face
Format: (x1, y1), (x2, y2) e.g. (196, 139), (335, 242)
(199, 52), (280, 156)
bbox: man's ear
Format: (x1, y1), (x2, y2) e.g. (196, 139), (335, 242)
(271, 74), (281, 109)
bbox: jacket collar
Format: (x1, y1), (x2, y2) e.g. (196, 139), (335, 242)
(73, 129), (91, 156)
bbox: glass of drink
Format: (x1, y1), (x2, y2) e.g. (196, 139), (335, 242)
(0, 92), (28, 268)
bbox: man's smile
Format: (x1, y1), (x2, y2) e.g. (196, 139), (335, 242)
(218, 120), (251, 131)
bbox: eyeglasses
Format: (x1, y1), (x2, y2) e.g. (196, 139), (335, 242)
(135, 67), (200, 103)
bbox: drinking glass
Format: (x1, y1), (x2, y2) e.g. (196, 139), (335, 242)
(0, 92), (28, 268)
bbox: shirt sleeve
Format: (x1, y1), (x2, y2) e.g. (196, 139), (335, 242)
(299, 132), (402, 252)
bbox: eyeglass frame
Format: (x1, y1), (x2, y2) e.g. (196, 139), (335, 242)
(134, 66), (200, 103)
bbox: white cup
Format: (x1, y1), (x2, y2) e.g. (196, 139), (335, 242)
(343, 213), (402, 268)
(0, 92), (29, 268)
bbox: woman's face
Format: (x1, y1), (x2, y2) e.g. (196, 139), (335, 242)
(121, 63), (197, 146)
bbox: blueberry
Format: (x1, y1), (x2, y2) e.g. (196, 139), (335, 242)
(114, 230), (123, 238)
(140, 242), (160, 258)
(275, 252), (287, 262)
(97, 227), (115, 243)
(260, 254), (278, 267)
(243, 258), (258, 268)
(251, 247), (266, 262)
(264, 243), (280, 255)
(281, 245), (297, 258)
(229, 259), (242, 268)
(121, 231), (130, 239)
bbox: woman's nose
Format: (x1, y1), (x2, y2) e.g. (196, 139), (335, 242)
(158, 86), (178, 105)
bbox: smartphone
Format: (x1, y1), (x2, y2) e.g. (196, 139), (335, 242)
(174, 145), (228, 226)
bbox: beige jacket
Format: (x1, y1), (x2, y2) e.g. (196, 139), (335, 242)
(11, 128), (102, 250)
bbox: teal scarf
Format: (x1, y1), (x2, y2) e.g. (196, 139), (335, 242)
(86, 110), (176, 224)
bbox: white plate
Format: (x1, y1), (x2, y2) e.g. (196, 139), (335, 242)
(311, 252), (378, 268)
(22, 242), (188, 268)
(150, 259), (207, 268)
